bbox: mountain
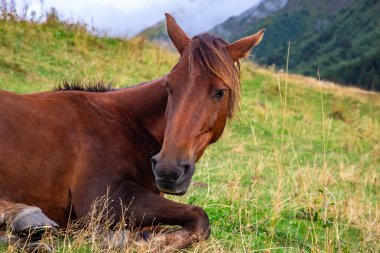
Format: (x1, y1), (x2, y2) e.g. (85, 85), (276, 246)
(138, 20), (169, 45)
(211, 0), (288, 41)
(140, 0), (379, 91)
(210, 0), (380, 91)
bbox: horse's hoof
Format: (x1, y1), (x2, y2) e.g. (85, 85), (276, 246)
(11, 207), (59, 240)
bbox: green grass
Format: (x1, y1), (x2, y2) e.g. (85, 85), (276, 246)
(0, 11), (379, 252)
(178, 73), (380, 252)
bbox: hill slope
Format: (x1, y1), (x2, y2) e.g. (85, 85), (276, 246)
(210, 0), (380, 91)
(0, 13), (177, 93)
(138, 19), (169, 45)
(1, 12), (380, 252)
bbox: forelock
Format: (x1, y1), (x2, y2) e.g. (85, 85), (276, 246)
(188, 33), (241, 118)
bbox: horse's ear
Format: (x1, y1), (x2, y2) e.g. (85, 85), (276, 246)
(227, 29), (265, 61)
(165, 13), (190, 55)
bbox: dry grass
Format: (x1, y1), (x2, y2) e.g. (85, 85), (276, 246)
(250, 64), (380, 106)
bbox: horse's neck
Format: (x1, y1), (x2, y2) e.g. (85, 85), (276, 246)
(107, 78), (168, 144)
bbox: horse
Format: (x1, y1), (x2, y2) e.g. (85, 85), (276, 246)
(0, 13), (264, 250)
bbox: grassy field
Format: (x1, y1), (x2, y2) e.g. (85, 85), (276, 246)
(1, 11), (380, 252)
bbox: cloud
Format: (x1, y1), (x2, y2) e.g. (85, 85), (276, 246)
(19, 0), (263, 36)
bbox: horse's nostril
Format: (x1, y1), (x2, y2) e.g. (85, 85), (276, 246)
(151, 157), (160, 179)
(176, 167), (185, 181)
(176, 164), (191, 183)
(151, 157), (157, 169)
(152, 158), (193, 183)
(183, 164), (191, 173)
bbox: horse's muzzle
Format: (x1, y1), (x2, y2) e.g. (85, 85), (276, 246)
(151, 157), (195, 195)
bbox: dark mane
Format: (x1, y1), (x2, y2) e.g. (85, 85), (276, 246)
(53, 80), (113, 92)
(189, 33), (241, 118)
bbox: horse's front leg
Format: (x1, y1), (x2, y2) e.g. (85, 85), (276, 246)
(113, 181), (210, 250)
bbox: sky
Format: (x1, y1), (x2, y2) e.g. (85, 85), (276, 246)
(18, 0), (263, 37)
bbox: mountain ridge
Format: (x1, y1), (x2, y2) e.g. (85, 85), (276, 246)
(139, 0), (379, 91)
(210, 0), (379, 91)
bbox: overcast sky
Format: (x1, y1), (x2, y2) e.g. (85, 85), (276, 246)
(19, 0), (263, 37)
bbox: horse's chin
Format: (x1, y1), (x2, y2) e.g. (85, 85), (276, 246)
(155, 180), (188, 196)
(161, 189), (187, 196)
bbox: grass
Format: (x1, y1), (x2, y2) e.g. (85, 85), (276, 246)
(0, 8), (379, 252)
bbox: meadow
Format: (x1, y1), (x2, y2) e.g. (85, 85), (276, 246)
(0, 10), (379, 252)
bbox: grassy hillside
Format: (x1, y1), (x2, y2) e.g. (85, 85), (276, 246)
(211, 0), (380, 91)
(0, 12), (177, 93)
(1, 11), (380, 253)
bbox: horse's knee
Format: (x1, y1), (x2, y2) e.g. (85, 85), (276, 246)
(188, 206), (210, 241)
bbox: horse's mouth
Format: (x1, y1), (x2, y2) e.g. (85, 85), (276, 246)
(155, 179), (188, 196)
(161, 188), (187, 196)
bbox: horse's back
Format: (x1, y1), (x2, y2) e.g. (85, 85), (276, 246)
(0, 90), (79, 165)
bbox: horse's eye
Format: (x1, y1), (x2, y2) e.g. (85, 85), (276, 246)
(214, 89), (225, 99)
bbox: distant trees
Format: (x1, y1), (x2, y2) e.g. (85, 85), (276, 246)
(322, 49), (380, 91)
(216, 0), (380, 92)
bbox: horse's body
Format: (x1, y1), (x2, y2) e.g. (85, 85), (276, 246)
(0, 80), (165, 226)
(0, 14), (264, 249)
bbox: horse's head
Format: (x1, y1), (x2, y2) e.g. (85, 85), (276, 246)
(152, 14), (264, 195)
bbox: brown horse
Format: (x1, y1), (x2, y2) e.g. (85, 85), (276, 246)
(0, 14), (264, 249)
